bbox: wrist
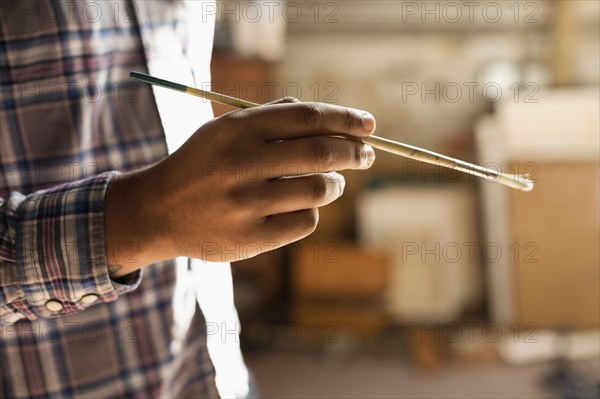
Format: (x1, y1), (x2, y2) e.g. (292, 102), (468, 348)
(104, 167), (172, 276)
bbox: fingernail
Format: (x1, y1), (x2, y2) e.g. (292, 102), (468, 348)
(361, 112), (376, 133)
(365, 146), (376, 167)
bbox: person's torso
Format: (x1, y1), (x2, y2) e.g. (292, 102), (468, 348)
(0, 1), (239, 397)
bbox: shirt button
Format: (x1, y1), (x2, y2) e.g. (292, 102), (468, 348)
(80, 293), (99, 305)
(45, 299), (64, 312)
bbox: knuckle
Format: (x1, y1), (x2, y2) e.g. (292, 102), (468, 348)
(223, 108), (251, 123)
(354, 143), (365, 165)
(299, 208), (319, 235)
(282, 96), (300, 103)
(300, 103), (323, 129)
(313, 140), (335, 165)
(344, 108), (355, 132)
(312, 175), (329, 202)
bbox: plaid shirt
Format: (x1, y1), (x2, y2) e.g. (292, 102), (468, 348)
(0, 1), (248, 397)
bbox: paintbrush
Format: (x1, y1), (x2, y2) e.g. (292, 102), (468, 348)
(130, 71), (534, 192)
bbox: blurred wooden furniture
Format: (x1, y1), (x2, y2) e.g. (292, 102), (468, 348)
(290, 241), (390, 339)
(477, 89), (600, 334)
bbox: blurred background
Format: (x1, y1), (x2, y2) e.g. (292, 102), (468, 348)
(210, 1), (599, 398)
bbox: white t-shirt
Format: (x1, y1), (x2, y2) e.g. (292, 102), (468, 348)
(142, 2), (249, 397)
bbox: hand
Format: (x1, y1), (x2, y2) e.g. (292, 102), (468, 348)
(104, 99), (376, 275)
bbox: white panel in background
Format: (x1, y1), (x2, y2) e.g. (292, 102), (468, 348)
(357, 186), (480, 322)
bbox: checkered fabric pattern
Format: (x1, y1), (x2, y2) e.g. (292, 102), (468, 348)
(0, 1), (229, 397)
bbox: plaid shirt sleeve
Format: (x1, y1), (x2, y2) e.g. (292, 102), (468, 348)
(0, 172), (142, 324)
(0, 1), (238, 396)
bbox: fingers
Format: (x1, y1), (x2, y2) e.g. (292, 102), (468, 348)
(228, 172), (345, 217)
(226, 102), (376, 141)
(259, 136), (375, 178)
(261, 208), (319, 245)
(260, 173), (345, 216)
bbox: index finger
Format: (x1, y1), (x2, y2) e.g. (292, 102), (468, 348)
(228, 102), (377, 141)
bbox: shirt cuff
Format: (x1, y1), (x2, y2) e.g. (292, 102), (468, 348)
(15, 172), (142, 320)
